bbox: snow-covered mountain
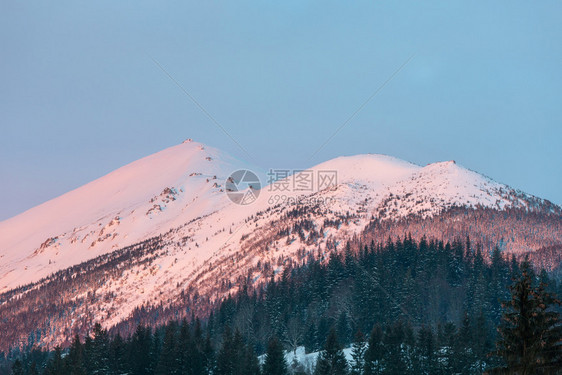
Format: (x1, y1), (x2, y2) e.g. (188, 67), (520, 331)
(0, 140), (560, 349)
(0, 141), (551, 291)
(0, 139), (244, 292)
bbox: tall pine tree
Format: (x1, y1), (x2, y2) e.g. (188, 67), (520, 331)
(350, 330), (366, 375)
(314, 328), (348, 375)
(263, 336), (288, 375)
(491, 261), (562, 374)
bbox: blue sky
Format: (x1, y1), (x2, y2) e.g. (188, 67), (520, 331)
(1, 1), (561, 220)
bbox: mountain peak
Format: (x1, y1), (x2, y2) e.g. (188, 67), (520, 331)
(309, 153), (420, 187)
(1, 142), (560, 350)
(0, 141), (249, 290)
(0, 142), (558, 293)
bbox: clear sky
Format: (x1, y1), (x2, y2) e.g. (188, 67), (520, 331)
(1, 1), (561, 221)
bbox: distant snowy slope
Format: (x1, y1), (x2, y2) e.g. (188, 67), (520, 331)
(0, 140), (560, 350)
(310, 154), (420, 186)
(0, 140), (249, 291)
(375, 160), (555, 219)
(0, 141), (558, 294)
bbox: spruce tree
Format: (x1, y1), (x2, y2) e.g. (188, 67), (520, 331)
(350, 330), (366, 375)
(178, 320), (191, 374)
(400, 269), (419, 324)
(91, 323), (110, 375)
(490, 247), (509, 324)
(263, 337), (288, 375)
(45, 347), (64, 375)
(230, 329), (247, 375)
(109, 333), (128, 375)
(11, 359), (24, 375)
(455, 312), (473, 374)
(363, 325), (383, 375)
(304, 323), (318, 353)
(437, 322), (456, 374)
(67, 335), (86, 375)
(216, 327), (234, 375)
(491, 261), (562, 374)
(242, 345), (261, 375)
(314, 328), (348, 375)
(534, 280), (562, 372)
(337, 312), (351, 346)
(203, 333), (215, 374)
(83, 336), (94, 374)
(415, 326), (437, 375)
(155, 323), (179, 375)
(181, 319), (204, 375)
(129, 325), (153, 375)
(381, 321), (407, 375)
(473, 311), (492, 373)
(28, 361), (39, 375)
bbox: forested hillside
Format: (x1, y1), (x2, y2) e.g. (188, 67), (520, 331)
(363, 207), (562, 264)
(2, 235), (560, 374)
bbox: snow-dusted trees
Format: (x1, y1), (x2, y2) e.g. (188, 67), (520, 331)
(263, 337), (288, 375)
(314, 329), (347, 375)
(3, 234), (562, 375)
(491, 261), (562, 374)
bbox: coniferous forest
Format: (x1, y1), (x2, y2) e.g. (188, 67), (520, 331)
(2, 236), (561, 374)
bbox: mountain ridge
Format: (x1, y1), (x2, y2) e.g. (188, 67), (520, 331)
(1, 140), (559, 292)
(0, 139), (560, 350)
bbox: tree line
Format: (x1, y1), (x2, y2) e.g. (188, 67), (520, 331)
(2, 236), (561, 374)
